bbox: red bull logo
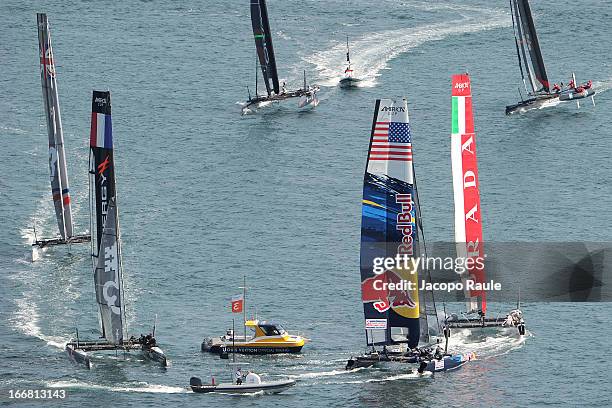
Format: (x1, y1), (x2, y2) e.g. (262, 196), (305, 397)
(396, 194), (414, 256)
(361, 270), (416, 313)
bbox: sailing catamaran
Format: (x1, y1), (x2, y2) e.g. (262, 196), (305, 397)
(65, 91), (167, 369)
(339, 36), (360, 88)
(242, 0), (319, 113)
(446, 74), (526, 335)
(32, 13), (90, 253)
(505, 0), (594, 115)
(345, 99), (475, 372)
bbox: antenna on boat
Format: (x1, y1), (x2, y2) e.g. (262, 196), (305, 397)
(346, 35), (350, 63)
(238, 276), (247, 342)
(303, 70), (307, 91)
(153, 314), (157, 337)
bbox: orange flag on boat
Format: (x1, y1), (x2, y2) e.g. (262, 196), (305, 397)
(231, 294), (243, 313)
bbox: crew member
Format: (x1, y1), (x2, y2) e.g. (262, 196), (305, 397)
(281, 82), (286, 94)
(552, 83), (561, 93)
(568, 79), (575, 89)
(585, 80), (593, 89)
(235, 367), (243, 385)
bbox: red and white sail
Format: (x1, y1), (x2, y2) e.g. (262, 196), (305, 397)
(451, 74), (486, 314)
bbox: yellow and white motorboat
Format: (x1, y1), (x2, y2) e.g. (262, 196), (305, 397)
(201, 320), (307, 355)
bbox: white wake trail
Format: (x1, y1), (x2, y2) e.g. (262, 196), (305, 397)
(306, 5), (510, 87)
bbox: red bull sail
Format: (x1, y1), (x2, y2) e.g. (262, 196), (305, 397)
(360, 99), (421, 348)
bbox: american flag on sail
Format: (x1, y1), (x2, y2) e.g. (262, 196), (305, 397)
(370, 121), (412, 161)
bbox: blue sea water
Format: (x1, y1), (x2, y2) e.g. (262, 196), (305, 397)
(1, 0), (611, 407)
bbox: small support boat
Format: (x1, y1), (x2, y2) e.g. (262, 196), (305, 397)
(189, 376), (295, 395)
(505, 0), (595, 115)
(32, 13), (90, 258)
(339, 36), (361, 88)
(202, 320), (305, 355)
(202, 277), (307, 355)
(242, 0), (319, 113)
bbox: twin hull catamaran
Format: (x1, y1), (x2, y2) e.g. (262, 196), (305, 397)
(505, 0), (594, 115)
(65, 91), (167, 369)
(243, 0), (319, 113)
(33, 13), (90, 253)
(447, 74), (526, 335)
(346, 99), (474, 372)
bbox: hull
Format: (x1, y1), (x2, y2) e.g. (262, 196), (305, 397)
(142, 346), (169, 367)
(339, 77), (361, 88)
(65, 344), (92, 369)
(190, 379), (295, 394)
(244, 86), (319, 113)
(506, 88), (595, 115)
(202, 339), (303, 355)
(558, 87), (595, 101)
(505, 94), (558, 115)
(346, 351), (473, 372)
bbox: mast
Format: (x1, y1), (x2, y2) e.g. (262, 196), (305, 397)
(450, 74), (486, 315)
(514, 0), (550, 93)
(89, 91), (124, 343)
(346, 35), (351, 64)
(37, 13), (74, 239)
(510, 1), (538, 94)
(250, 0), (280, 95)
(360, 98), (420, 348)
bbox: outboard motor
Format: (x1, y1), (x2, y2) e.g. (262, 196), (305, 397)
(345, 358), (356, 370)
(190, 377), (203, 387)
(417, 362), (428, 374)
(518, 323), (526, 336)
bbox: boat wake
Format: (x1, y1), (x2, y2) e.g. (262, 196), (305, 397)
(593, 78), (612, 96)
(445, 327), (531, 359)
(11, 296), (68, 350)
(46, 380), (187, 394)
(305, 4), (510, 88)
(287, 368), (361, 380)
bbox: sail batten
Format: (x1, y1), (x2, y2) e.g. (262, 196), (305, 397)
(37, 13), (74, 239)
(250, 0), (280, 95)
(360, 99), (420, 348)
(89, 91), (123, 343)
(451, 74), (486, 314)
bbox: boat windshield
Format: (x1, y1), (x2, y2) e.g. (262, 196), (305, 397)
(261, 324), (286, 336)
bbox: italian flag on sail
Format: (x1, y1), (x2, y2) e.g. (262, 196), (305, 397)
(231, 294), (243, 313)
(451, 74), (486, 314)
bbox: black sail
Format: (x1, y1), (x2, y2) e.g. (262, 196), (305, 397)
(515, 0), (549, 93)
(250, 0), (280, 95)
